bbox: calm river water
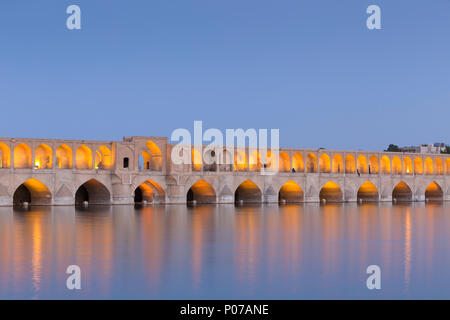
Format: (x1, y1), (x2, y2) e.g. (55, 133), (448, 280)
(1, 203), (450, 299)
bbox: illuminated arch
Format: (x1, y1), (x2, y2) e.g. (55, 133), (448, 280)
(265, 151), (278, 172)
(345, 155), (355, 174)
(235, 180), (262, 204)
(141, 140), (162, 171)
(435, 158), (444, 175)
(414, 157), (423, 175)
(234, 149), (248, 171)
(446, 159), (450, 175)
(95, 146), (112, 169)
(306, 153), (317, 173)
(425, 181), (443, 202)
(192, 148), (202, 171)
(292, 153), (304, 172)
(357, 181), (379, 202)
(14, 143), (32, 168)
(35, 144), (52, 169)
(331, 154), (343, 174)
(403, 157), (413, 175)
(369, 156), (379, 174)
(134, 179), (165, 204)
(56, 144), (72, 169)
(424, 157), (433, 175)
(13, 178), (51, 206)
(75, 179), (111, 205)
(392, 181), (412, 202)
(0, 143), (11, 168)
(187, 180), (216, 204)
(380, 156), (391, 174)
(392, 156), (402, 175)
(357, 155), (368, 174)
(249, 150), (262, 172)
(319, 181), (343, 203)
(279, 152), (290, 172)
(319, 154), (331, 173)
(279, 180), (304, 203)
(76, 145), (92, 169)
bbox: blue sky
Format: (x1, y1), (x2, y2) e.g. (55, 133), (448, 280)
(1, 1), (449, 150)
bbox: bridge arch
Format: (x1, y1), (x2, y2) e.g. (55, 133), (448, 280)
(414, 157), (423, 175)
(319, 154), (330, 173)
(392, 181), (412, 202)
(357, 155), (367, 174)
(392, 156), (401, 174)
(279, 180), (304, 203)
(234, 149), (248, 172)
(249, 150), (262, 172)
(95, 146), (112, 169)
(369, 155), (379, 174)
(357, 181), (379, 202)
(191, 148), (202, 171)
(403, 157), (413, 175)
(0, 143), (11, 168)
(35, 144), (52, 169)
(425, 181), (443, 202)
(306, 153), (317, 173)
(345, 155), (355, 174)
(76, 145), (93, 169)
(187, 179), (217, 204)
(134, 179), (165, 204)
(56, 144), (72, 169)
(319, 181), (343, 203)
(332, 154), (343, 173)
(235, 179), (262, 204)
(75, 179), (111, 205)
(380, 156), (390, 174)
(279, 152), (290, 172)
(292, 153), (304, 172)
(446, 159), (450, 175)
(424, 157), (433, 175)
(14, 143), (32, 168)
(13, 178), (52, 206)
(435, 158), (444, 175)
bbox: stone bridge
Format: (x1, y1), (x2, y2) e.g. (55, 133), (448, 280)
(0, 136), (448, 206)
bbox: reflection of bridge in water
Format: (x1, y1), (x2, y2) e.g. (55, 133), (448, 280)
(0, 136), (448, 206)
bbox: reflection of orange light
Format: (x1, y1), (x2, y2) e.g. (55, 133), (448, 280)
(35, 160), (40, 169)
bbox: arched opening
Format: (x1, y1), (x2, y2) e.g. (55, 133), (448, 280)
(345, 155), (355, 174)
(414, 157), (423, 175)
(292, 153), (304, 172)
(380, 156), (391, 174)
(264, 151), (277, 172)
(319, 181), (343, 203)
(369, 156), (379, 174)
(392, 156), (402, 175)
(76, 145), (92, 169)
(446, 159), (450, 175)
(392, 181), (412, 203)
(75, 179), (111, 205)
(425, 182), (443, 202)
(306, 153), (317, 173)
(357, 181), (379, 202)
(424, 157), (433, 175)
(279, 152), (290, 172)
(235, 180), (262, 204)
(13, 178), (52, 206)
(192, 148), (202, 171)
(319, 154), (330, 173)
(14, 143), (32, 168)
(0, 142), (11, 168)
(357, 155), (367, 174)
(403, 157), (413, 175)
(143, 141), (162, 171)
(331, 154), (343, 174)
(435, 158), (444, 175)
(134, 179), (165, 204)
(56, 144), (72, 169)
(35, 144), (52, 169)
(278, 180), (304, 203)
(95, 146), (112, 169)
(249, 150), (262, 172)
(187, 180), (216, 204)
(234, 149), (248, 172)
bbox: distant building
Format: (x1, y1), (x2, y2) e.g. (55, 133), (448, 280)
(400, 143), (446, 154)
